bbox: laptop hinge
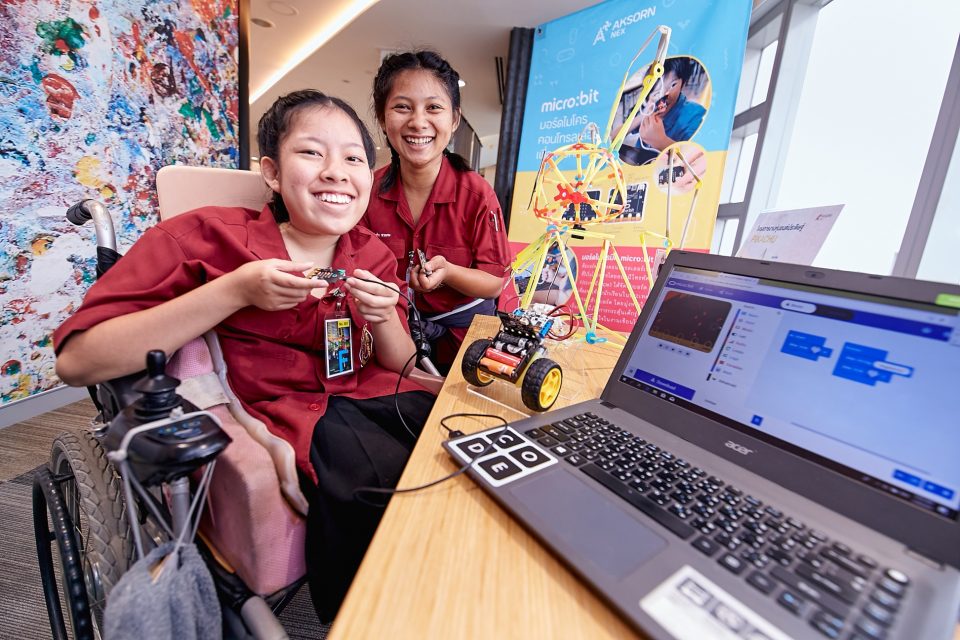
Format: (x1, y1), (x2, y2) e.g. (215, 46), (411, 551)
(600, 400), (617, 409)
(905, 547), (945, 570)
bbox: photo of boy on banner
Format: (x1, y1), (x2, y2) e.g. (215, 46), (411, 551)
(616, 56), (711, 166)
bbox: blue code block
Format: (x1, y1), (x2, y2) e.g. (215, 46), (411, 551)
(893, 469), (922, 487)
(833, 343), (914, 386)
(923, 481), (956, 501)
(781, 331), (833, 361)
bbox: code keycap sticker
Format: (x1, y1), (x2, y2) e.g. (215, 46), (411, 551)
(450, 426), (557, 487)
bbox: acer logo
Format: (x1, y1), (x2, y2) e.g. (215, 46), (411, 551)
(725, 441), (754, 455)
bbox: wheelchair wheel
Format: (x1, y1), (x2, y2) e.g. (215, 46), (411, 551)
(520, 358), (563, 412)
(48, 431), (132, 635)
(461, 339), (495, 387)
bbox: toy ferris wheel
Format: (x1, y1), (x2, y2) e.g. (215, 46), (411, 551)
(514, 25), (706, 345)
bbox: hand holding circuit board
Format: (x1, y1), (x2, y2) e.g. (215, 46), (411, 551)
(410, 249), (448, 294)
(305, 267), (347, 283)
(416, 249), (432, 277)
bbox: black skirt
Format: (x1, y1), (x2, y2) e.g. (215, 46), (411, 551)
(302, 391), (435, 622)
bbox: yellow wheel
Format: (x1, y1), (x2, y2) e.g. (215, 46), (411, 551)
(521, 358), (563, 412)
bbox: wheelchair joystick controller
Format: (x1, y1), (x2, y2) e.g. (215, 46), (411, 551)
(132, 350), (183, 420)
(104, 350), (231, 486)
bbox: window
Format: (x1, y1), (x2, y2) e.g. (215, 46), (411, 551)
(715, 0), (960, 278)
(917, 134), (960, 284)
(772, 0), (959, 274)
(713, 7), (784, 255)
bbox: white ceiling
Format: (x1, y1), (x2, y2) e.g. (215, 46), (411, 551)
(248, 0), (604, 168)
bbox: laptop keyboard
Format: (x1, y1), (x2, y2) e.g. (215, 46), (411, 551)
(523, 412), (911, 640)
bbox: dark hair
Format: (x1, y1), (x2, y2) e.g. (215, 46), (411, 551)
(257, 89), (376, 223)
(372, 50), (471, 193)
(663, 57), (705, 88)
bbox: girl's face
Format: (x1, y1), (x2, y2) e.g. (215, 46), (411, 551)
(381, 69), (460, 171)
(261, 106), (373, 238)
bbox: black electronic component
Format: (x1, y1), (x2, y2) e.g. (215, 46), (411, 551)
(305, 267), (347, 283)
(416, 248), (432, 277)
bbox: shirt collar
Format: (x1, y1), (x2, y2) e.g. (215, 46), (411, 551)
(247, 205), (287, 260)
(377, 154), (456, 205)
(247, 204), (361, 264)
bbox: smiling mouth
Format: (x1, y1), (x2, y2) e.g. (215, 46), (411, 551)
(315, 192), (353, 204)
(403, 136), (434, 146)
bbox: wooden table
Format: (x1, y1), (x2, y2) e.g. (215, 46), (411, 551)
(329, 314), (960, 640)
(329, 314), (636, 639)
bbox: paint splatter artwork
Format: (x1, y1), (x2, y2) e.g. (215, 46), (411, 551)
(0, 0), (239, 405)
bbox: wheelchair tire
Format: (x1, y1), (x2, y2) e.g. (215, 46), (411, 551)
(461, 339), (495, 387)
(50, 430), (132, 632)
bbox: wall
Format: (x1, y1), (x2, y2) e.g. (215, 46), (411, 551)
(0, 0), (240, 408)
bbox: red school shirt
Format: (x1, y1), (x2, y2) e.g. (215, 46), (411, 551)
(53, 205), (426, 483)
(360, 156), (511, 317)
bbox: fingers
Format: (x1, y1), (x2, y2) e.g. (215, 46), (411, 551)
(413, 257), (445, 292)
(278, 270), (327, 291)
(345, 270), (399, 302)
(413, 270), (443, 292)
(345, 269), (396, 295)
(270, 259), (316, 275)
(250, 259), (320, 291)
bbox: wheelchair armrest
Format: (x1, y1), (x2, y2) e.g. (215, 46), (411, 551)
(91, 370), (146, 424)
(408, 367), (445, 396)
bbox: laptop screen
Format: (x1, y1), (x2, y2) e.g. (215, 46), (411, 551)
(619, 265), (960, 521)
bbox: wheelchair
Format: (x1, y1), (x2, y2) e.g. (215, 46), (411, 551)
(32, 167), (313, 640)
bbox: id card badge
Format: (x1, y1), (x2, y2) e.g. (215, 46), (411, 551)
(324, 297), (354, 379)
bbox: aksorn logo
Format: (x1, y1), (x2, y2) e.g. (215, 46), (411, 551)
(593, 6), (657, 45)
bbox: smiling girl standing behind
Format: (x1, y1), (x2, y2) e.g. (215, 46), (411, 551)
(362, 50), (511, 372)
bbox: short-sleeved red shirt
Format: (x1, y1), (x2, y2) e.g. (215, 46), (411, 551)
(360, 156), (511, 317)
(53, 205), (425, 482)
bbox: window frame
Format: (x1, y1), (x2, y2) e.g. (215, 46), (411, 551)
(717, 0), (960, 281)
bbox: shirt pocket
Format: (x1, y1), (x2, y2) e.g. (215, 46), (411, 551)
(382, 237), (408, 264)
(223, 306), (298, 341)
(223, 335), (301, 401)
(426, 243), (472, 269)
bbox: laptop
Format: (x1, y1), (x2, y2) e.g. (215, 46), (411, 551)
(444, 251), (960, 640)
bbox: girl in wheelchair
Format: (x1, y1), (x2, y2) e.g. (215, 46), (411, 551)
(54, 89), (436, 624)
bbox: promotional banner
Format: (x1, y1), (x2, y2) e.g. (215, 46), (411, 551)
(506, 0), (752, 333)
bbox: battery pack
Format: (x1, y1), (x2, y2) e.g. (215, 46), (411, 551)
(484, 347), (522, 367)
(479, 357), (516, 377)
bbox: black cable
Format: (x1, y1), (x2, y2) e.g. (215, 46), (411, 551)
(350, 264), (518, 505)
(354, 275), (430, 359)
(348, 275), (433, 448)
(353, 277), (403, 297)
(394, 350), (420, 442)
(353, 413), (510, 507)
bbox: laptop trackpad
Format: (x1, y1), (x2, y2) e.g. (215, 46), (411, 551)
(508, 470), (667, 580)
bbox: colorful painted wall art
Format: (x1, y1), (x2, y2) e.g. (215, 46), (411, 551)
(0, 0), (240, 405)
